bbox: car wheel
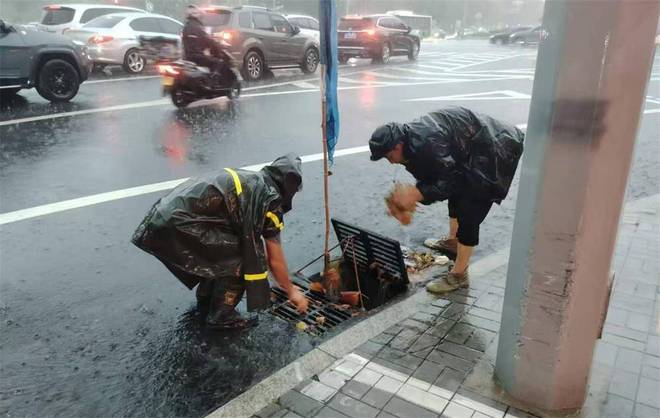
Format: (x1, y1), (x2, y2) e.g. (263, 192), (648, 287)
(301, 47), (319, 74)
(242, 50), (264, 81)
(407, 42), (420, 61)
(338, 55), (349, 64)
(92, 63), (107, 73)
(36, 59), (80, 103)
(123, 49), (145, 74)
(372, 42), (391, 64)
(228, 81), (241, 99)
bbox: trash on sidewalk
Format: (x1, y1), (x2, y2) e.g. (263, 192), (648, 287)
(401, 245), (450, 273)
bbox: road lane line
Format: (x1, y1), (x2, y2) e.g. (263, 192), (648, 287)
(449, 54), (533, 71)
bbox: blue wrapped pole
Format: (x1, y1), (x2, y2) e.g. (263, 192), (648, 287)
(318, 0), (339, 268)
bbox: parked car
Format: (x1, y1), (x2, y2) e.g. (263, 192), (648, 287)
(0, 19), (91, 102)
(489, 26), (532, 45)
(509, 26), (543, 45)
(64, 13), (182, 74)
(337, 15), (420, 64)
(285, 14), (319, 42)
(196, 5), (319, 81)
(37, 3), (145, 34)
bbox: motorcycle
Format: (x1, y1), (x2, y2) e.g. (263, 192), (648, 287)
(157, 59), (242, 108)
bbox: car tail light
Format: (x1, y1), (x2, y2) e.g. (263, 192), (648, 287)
(89, 34), (114, 44)
(213, 30), (234, 42)
(47, 5), (62, 9)
(365, 29), (376, 36)
(158, 64), (180, 76)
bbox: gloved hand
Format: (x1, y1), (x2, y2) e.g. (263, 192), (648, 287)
(288, 288), (309, 314)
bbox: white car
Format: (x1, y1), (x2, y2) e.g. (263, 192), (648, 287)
(64, 13), (183, 74)
(37, 3), (145, 34)
(286, 14), (320, 42)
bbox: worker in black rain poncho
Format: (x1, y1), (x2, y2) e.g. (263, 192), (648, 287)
(132, 154), (308, 329)
(369, 107), (524, 294)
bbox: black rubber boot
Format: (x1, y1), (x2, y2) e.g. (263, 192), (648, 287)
(206, 306), (258, 330)
(195, 279), (213, 317)
(205, 279), (256, 330)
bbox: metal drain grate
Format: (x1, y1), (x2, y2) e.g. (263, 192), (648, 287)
(269, 282), (353, 336)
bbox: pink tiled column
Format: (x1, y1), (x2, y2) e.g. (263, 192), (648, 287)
(495, 0), (659, 412)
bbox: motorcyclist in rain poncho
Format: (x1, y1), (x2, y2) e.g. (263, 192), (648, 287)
(369, 107), (524, 294)
(132, 154), (308, 329)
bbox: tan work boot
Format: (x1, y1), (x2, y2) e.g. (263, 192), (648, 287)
(426, 271), (469, 294)
(424, 237), (458, 259)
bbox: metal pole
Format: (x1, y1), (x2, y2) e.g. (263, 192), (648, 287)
(320, 64), (331, 270)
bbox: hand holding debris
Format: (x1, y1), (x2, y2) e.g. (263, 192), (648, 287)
(385, 183), (421, 225)
(288, 288), (309, 314)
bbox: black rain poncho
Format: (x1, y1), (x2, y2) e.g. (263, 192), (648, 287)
(388, 107), (524, 204)
(131, 154), (303, 311)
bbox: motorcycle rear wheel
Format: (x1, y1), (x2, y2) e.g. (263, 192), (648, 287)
(170, 86), (190, 108)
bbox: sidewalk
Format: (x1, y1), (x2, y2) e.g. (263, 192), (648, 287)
(211, 194), (659, 418)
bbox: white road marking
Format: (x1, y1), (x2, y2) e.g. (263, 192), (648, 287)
(291, 81), (318, 89)
(404, 90), (532, 102)
(449, 54), (532, 71)
(85, 75), (160, 85)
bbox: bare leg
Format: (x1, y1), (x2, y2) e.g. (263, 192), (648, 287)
(449, 217), (458, 239)
(451, 242), (474, 274)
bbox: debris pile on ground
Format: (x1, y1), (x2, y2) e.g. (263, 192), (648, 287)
(401, 246), (449, 272)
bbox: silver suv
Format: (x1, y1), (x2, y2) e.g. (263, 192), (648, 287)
(198, 5), (319, 81)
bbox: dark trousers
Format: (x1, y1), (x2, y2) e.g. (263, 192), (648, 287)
(447, 195), (494, 247)
(196, 276), (245, 316)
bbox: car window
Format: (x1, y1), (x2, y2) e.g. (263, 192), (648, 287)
(81, 8), (125, 24)
(200, 9), (232, 28)
(392, 18), (408, 31)
(40, 7), (75, 25)
(238, 12), (251, 29)
(253, 12), (273, 31)
(288, 17), (303, 29)
(270, 14), (292, 34)
(158, 18), (182, 35)
(130, 17), (161, 32)
(307, 18), (319, 31)
(338, 18), (372, 31)
(379, 18), (399, 29)
(83, 15), (126, 29)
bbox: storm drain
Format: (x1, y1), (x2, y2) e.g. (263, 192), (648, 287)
(269, 284), (353, 336)
(268, 219), (409, 336)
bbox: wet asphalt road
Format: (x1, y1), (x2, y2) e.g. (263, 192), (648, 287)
(1, 40), (659, 417)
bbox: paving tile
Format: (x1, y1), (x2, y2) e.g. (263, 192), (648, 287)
(643, 354), (660, 369)
(301, 381), (337, 403)
(436, 340), (483, 363)
(633, 403), (660, 418)
(464, 328), (497, 353)
(604, 324), (649, 343)
(640, 364), (660, 381)
(444, 292), (478, 306)
(606, 307), (630, 327)
(460, 314), (501, 333)
(446, 323), (476, 345)
(397, 383), (449, 414)
(408, 334), (441, 354)
(421, 305), (446, 317)
(440, 401), (475, 418)
(269, 409), (290, 418)
(453, 390), (507, 418)
(412, 347), (435, 360)
(432, 368), (466, 396)
(376, 411), (399, 418)
(427, 349), (474, 373)
(609, 369), (640, 401)
(340, 380), (371, 400)
(333, 358), (365, 378)
(366, 360), (412, 382)
(371, 333), (396, 345)
(504, 407), (540, 418)
(427, 318), (457, 339)
(282, 412), (304, 418)
(401, 318), (431, 333)
(384, 325), (404, 336)
(327, 393), (379, 418)
(313, 406), (350, 418)
(279, 391), (325, 418)
(390, 329), (423, 351)
(383, 395), (439, 418)
(412, 360), (445, 386)
(441, 303), (469, 321)
(616, 347), (645, 374)
(406, 376), (432, 391)
(354, 368), (383, 386)
(363, 386), (397, 409)
(356, 341), (385, 359)
(473, 293), (503, 312)
(473, 413), (493, 418)
(646, 336), (660, 356)
(255, 403), (285, 418)
(375, 375), (406, 393)
(636, 377), (660, 408)
(318, 370), (349, 390)
(601, 394), (634, 418)
(467, 306), (502, 323)
(594, 341), (620, 366)
(377, 346), (424, 370)
(627, 313), (652, 333)
(431, 299), (452, 308)
(413, 312), (438, 325)
(603, 333), (648, 352)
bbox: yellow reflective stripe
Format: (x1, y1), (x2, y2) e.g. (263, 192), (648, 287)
(224, 168), (242, 195)
(266, 211), (284, 231)
(244, 272), (268, 281)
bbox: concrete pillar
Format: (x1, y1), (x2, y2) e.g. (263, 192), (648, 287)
(495, 0), (659, 412)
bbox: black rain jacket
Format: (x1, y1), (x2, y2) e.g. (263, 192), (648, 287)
(393, 107), (524, 204)
(182, 15), (218, 61)
(131, 154), (303, 311)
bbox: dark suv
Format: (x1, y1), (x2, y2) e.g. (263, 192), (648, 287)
(338, 15), (420, 64)
(198, 5), (319, 81)
(0, 19), (91, 102)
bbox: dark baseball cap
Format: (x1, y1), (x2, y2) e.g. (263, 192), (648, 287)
(369, 122), (407, 161)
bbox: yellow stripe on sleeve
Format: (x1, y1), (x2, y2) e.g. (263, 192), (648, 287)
(266, 211), (284, 231)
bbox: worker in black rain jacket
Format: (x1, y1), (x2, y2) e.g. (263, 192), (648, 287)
(132, 154), (308, 329)
(369, 107), (524, 294)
